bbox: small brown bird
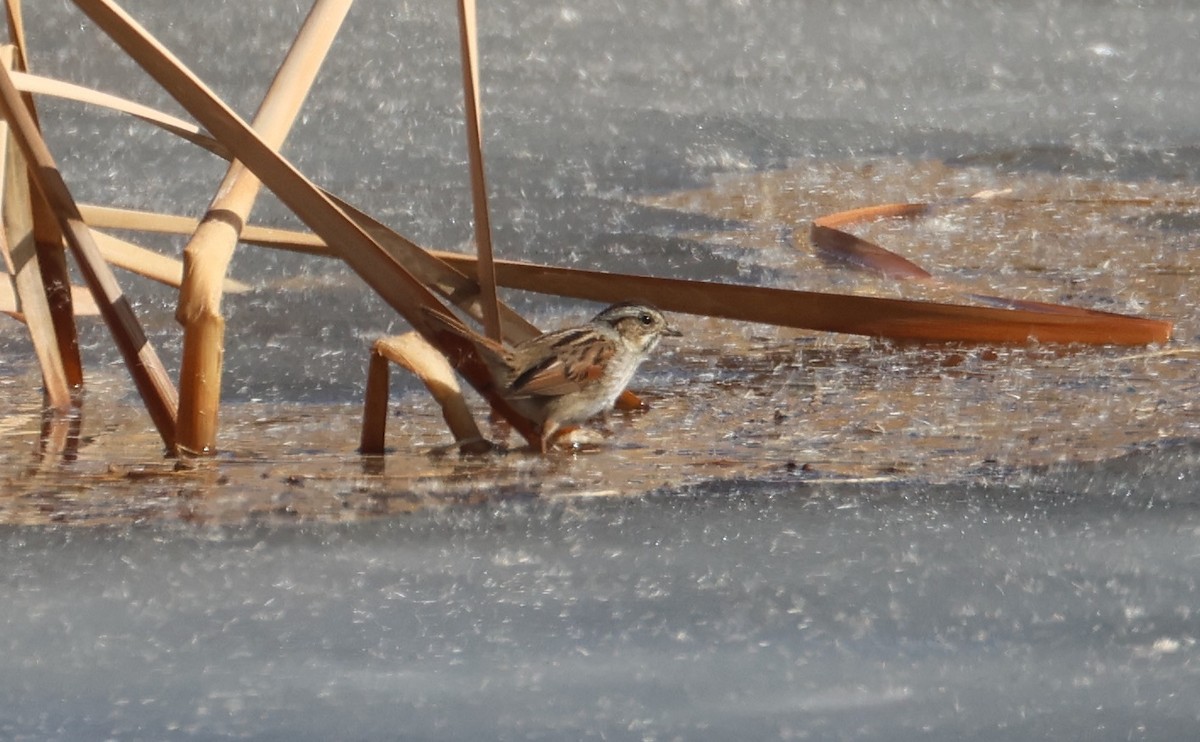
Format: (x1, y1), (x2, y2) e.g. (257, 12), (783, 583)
(427, 302), (681, 448)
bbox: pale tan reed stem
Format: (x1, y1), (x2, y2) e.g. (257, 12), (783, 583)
(174, 0), (353, 455)
(456, 0), (502, 341)
(361, 333), (492, 455)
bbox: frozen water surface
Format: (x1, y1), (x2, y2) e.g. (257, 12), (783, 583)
(5, 445), (1200, 740)
(2, 0), (1200, 739)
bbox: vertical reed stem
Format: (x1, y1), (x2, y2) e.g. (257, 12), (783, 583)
(174, 0), (353, 455)
(456, 0), (502, 341)
(359, 348), (390, 455)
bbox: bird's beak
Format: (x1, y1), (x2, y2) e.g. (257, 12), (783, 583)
(665, 325), (683, 338)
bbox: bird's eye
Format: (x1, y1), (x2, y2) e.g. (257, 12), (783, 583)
(639, 313), (654, 325)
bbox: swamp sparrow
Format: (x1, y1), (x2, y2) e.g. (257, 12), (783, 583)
(427, 302), (681, 448)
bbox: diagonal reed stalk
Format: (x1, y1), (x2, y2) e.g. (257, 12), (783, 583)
(456, 0), (502, 342)
(0, 62), (178, 448)
(173, 0), (353, 456)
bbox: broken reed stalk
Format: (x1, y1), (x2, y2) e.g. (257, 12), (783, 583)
(0, 47), (72, 410)
(809, 199), (980, 279)
(456, 0), (502, 342)
(362, 332), (491, 455)
(174, 0), (353, 456)
(327, 194), (545, 343)
(806, 197), (1177, 334)
(811, 202), (931, 229)
(70, 0), (547, 450)
(0, 62), (178, 448)
(808, 225), (933, 280)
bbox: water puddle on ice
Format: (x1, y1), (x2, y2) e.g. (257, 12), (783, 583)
(2, 160), (1197, 525)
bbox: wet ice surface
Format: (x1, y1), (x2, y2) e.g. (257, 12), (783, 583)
(4, 0), (1200, 739)
(4, 444), (1200, 741)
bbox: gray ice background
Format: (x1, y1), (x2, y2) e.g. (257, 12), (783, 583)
(4, 1), (1200, 739)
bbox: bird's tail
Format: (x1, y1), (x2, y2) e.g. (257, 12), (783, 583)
(422, 306), (509, 360)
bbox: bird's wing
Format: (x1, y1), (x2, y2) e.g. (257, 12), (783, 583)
(508, 330), (614, 398)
